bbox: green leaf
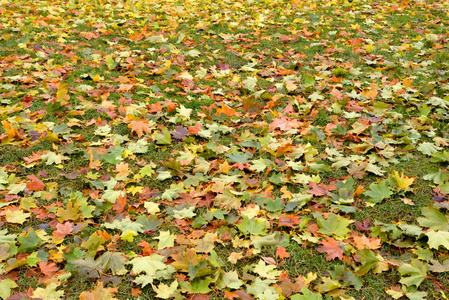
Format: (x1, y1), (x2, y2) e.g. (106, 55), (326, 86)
(356, 249), (388, 275)
(426, 230), (449, 250)
(398, 259), (427, 287)
(0, 229), (17, 244)
(417, 207), (448, 230)
(106, 54), (115, 70)
(0, 279), (18, 300)
(417, 142), (442, 156)
(291, 287), (323, 300)
(181, 277), (212, 294)
(120, 229), (138, 242)
(217, 271), (243, 289)
(316, 213), (352, 240)
(26, 251), (41, 267)
(154, 127), (172, 145)
(32, 282), (64, 300)
(155, 230), (176, 250)
(430, 151), (449, 163)
(364, 180), (393, 204)
(253, 260), (282, 280)
(423, 168), (449, 184)
(152, 280), (178, 299)
(17, 229), (42, 253)
(128, 254), (166, 287)
(96, 251), (128, 275)
(237, 216), (269, 236)
(246, 278), (279, 300)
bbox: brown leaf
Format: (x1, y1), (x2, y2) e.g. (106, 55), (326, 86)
(234, 290), (255, 300)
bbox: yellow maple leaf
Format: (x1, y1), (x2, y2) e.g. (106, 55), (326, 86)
(392, 170), (415, 190)
(5, 209), (30, 224)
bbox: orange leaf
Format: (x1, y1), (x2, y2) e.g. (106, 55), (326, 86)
(112, 195), (127, 214)
(352, 235), (381, 250)
(188, 123), (202, 134)
(2, 120), (24, 140)
(79, 282), (119, 300)
(317, 237), (344, 261)
(216, 103), (237, 117)
(117, 84), (134, 93)
(276, 246), (291, 259)
(38, 261), (59, 276)
(279, 214), (302, 227)
(97, 229), (112, 241)
(26, 175), (45, 192)
(131, 288), (142, 297)
(360, 88), (377, 100)
(128, 119), (152, 138)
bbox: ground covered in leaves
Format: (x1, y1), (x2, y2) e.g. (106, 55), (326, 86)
(0, 0), (449, 299)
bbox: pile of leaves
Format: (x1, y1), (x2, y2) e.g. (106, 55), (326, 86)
(0, 0), (449, 299)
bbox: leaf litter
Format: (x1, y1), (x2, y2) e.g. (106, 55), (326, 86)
(0, 0), (449, 299)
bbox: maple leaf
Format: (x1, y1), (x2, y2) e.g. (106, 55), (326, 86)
(269, 117), (303, 131)
(53, 222), (73, 240)
(128, 254), (167, 287)
(32, 282), (64, 300)
(317, 213), (352, 240)
(216, 103), (237, 117)
(171, 126), (190, 139)
(79, 282), (119, 300)
(279, 214), (302, 227)
(317, 237), (344, 261)
(0, 279), (18, 300)
(352, 235), (381, 250)
(276, 246), (290, 259)
(398, 259), (427, 287)
(128, 119), (153, 138)
(5, 209), (30, 224)
(152, 281), (178, 299)
(26, 174), (45, 191)
(392, 170), (415, 190)
(38, 261), (59, 276)
(306, 181), (328, 196)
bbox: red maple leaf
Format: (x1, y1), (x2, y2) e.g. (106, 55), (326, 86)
(317, 237), (344, 261)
